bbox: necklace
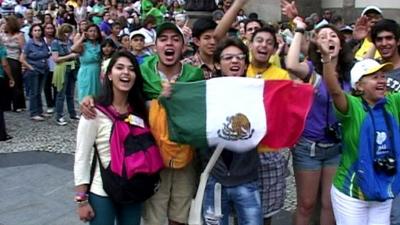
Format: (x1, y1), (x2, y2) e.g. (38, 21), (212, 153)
(253, 64), (270, 79)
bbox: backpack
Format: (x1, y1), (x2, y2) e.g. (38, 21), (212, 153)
(148, 100), (195, 169)
(94, 104), (164, 204)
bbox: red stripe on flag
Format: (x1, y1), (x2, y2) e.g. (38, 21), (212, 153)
(260, 80), (314, 149)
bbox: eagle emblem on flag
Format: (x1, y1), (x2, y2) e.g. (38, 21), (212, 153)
(218, 113), (254, 141)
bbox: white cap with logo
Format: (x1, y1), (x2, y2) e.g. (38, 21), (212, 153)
(350, 59), (393, 88)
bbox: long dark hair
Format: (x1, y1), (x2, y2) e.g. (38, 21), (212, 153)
(84, 23), (103, 43)
(96, 51), (148, 121)
(308, 24), (353, 82)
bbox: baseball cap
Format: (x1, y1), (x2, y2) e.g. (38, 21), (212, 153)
(129, 30), (145, 40)
(361, 5), (383, 16)
(350, 59), (393, 88)
(339, 25), (353, 33)
(156, 22), (184, 40)
(14, 13), (24, 19)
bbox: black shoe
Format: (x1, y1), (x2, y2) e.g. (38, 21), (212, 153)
(0, 135), (13, 141)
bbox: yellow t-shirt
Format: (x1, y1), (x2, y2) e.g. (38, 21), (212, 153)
(355, 38), (381, 61)
(246, 64), (290, 80)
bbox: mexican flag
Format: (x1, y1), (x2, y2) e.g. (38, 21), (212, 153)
(159, 77), (314, 153)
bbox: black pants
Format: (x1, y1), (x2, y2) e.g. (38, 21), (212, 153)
(44, 72), (56, 108)
(7, 58), (26, 111)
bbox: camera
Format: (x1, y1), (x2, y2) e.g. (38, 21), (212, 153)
(374, 156), (397, 175)
(324, 124), (341, 143)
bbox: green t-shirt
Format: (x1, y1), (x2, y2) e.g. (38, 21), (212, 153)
(140, 55), (204, 100)
(0, 46), (7, 78)
(333, 93), (400, 200)
(92, 4), (105, 25)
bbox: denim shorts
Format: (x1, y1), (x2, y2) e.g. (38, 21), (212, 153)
(292, 137), (341, 171)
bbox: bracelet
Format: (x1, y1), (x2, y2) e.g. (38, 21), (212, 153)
(321, 55), (332, 64)
(294, 28), (305, 34)
(75, 192), (89, 202)
(75, 192), (88, 198)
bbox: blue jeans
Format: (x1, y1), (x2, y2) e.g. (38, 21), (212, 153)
(89, 193), (142, 225)
(27, 70), (45, 117)
(202, 176), (262, 225)
(391, 195), (400, 225)
(55, 68), (77, 119)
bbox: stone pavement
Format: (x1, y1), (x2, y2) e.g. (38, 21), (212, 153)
(0, 111), (297, 225)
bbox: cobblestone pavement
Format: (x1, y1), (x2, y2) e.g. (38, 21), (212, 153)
(0, 110), (298, 213)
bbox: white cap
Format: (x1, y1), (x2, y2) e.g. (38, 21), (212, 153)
(350, 59), (393, 88)
(339, 25), (353, 33)
(129, 30), (146, 40)
(361, 5), (383, 16)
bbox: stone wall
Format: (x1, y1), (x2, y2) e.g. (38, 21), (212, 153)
(244, 0), (400, 23)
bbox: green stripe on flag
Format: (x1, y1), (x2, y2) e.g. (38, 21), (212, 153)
(159, 80), (208, 149)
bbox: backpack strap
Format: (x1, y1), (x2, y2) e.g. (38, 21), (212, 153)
(96, 105), (118, 122)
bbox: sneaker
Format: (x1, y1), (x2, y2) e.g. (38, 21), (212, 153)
(47, 108), (55, 114)
(56, 117), (68, 126)
(31, 115), (45, 121)
(70, 115), (80, 120)
(41, 113), (52, 118)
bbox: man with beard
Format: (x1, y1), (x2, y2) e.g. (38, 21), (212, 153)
(140, 22), (204, 225)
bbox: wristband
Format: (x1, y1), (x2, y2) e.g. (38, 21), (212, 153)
(295, 28), (305, 34)
(75, 192), (89, 202)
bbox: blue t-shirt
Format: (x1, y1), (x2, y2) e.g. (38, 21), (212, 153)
(51, 39), (73, 56)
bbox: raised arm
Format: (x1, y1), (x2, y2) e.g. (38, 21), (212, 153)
(285, 17), (310, 80)
(71, 33), (85, 53)
(317, 34), (348, 113)
(213, 0), (248, 41)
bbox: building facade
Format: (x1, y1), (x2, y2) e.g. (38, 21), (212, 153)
(245, 0), (400, 24)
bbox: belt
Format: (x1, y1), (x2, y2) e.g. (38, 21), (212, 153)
(300, 137), (337, 157)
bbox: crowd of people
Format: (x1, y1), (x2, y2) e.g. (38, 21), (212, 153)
(1, 0), (400, 225)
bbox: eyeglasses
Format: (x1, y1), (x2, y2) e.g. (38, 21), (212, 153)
(220, 53), (246, 61)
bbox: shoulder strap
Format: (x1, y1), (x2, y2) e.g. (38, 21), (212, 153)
(96, 105), (117, 122)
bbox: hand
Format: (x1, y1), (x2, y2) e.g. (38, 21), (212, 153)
(77, 203), (95, 223)
(9, 79), (15, 87)
(313, 33), (330, 58)
(71, 52), (79, 60)
(353, 16), (369, 40)
(281, 0), (298, 20)
(160, 81), (173, 98)
(293, 16), (306, 29)
(80, 96), (96, 119)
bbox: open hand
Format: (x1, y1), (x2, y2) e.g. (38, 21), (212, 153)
(281, 0), (298, 20)
(353, 16), (369, 40)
